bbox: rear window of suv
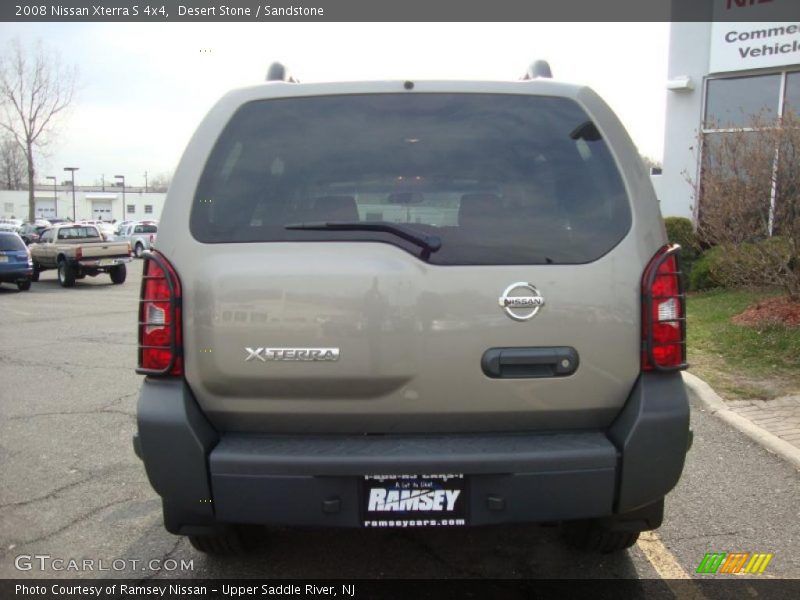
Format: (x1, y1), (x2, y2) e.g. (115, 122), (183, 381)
(191, 93), (631, 265)
(0, 233), (26, 251)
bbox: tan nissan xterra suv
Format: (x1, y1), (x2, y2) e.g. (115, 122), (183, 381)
(133, 61), (690, 554)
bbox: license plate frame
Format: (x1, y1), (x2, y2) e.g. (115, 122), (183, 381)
(361, 473), (468, 528)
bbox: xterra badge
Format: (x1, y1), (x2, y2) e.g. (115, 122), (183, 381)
(245, 347), (340, 362)
(498, 282), (545, 321)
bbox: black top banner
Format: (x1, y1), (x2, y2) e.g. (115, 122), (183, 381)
(2, 0), (799, 23)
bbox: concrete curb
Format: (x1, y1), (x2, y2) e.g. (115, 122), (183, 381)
(683, 371), (800, 471)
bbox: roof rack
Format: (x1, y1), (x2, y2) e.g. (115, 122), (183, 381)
(522, 60), (552, 80)
(266, 62), (299, 83)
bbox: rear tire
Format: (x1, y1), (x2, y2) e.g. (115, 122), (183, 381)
(135, 243), (144, 258)
(110, 264), (127, 284)
(562, 520), (640, 553)
(58, 260), (76, 288)
(17, 280), (31, 291)
(188, 529), (248, 555)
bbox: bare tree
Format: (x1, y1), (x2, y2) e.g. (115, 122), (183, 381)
(689, 110), (800, 300)
(0, 134), (25, 190)
(0, 38), (77, 221)
(148, 171), (173, 193)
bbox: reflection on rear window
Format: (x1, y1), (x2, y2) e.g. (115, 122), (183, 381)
(191, 94), (631, 264)
(0, 234), (26, 251)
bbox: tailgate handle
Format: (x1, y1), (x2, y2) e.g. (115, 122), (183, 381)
(481, 347), (579, 379)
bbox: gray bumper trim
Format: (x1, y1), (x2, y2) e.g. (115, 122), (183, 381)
(135, 372), (689, 531)
(210, 431), (616, 476)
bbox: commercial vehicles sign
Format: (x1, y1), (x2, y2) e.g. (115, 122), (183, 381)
(710, 1), (799, 73)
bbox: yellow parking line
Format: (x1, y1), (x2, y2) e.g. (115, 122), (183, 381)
(637, 531), (709, 600)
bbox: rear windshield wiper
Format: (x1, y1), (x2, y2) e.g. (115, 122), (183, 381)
(285, 221), (442, 260)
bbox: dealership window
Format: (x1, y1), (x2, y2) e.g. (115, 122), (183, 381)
(144, 205), (153, 214)
(700, 70), (799, 235)
(785, 71), (800, 115)
(704, 74), (781, 128)
(126, 204), (135, 214)
(4, 202), (13, 214)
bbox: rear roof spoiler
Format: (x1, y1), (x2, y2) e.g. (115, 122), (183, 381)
(265, 59), (552, 84)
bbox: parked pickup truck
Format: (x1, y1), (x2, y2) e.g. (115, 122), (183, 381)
(30, 224), (132, 287)
(115, 221), (158, 258)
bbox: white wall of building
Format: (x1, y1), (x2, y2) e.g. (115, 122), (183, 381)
(0, 190), (166, 222)
(660, 22), (712, 218)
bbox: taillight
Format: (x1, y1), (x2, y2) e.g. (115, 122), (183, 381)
(149, 234), (155, 243)
(137, 252), (183, 376)
(75, 247), (82, 260)
(642, 244), (687, 371)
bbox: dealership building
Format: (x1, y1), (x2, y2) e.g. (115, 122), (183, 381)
(660, 0), (799, 218)
(0, 188), (166, 223)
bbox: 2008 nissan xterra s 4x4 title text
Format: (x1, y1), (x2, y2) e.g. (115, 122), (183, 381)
(133, 61), (690, 555)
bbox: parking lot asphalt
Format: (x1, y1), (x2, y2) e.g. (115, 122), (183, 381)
(1, 264), (799, 582)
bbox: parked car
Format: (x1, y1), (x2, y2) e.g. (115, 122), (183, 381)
(116, 221), (158, 257)
(0, 218), (23, 232)
(17, 223), (49, 245)
(114, 220), (136, 235)
(0, 231), (33, 291)
(29, 224), (132, 287)
(95, 222), (117, 241)
(133, 61), (690, 555)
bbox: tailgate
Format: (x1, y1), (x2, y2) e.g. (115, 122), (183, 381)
(79, 242), (129, 259)
(180, 242), (643, 433)
(167, 90), (660, 434)
(0, 249), (29, 268)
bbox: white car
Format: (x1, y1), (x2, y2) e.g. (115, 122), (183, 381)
(0, 218), (23, 232)
(95, 222), (117, 241)
(115, 221), (158, 257)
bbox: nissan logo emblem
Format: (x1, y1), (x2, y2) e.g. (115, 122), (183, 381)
(498, 282), (545, 321)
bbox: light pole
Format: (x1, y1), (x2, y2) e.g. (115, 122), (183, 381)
(46, 176), (57, 218)
(64, 167), (78, 221)
(115, 175), (125, 222)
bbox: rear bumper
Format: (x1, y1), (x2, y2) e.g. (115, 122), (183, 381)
(77, 256), (132, 269)
(135, 373), (689, 534)
(0, 265), (32, 282)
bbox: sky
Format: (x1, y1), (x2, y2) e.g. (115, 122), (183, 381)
(0, 22), (671, 188)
